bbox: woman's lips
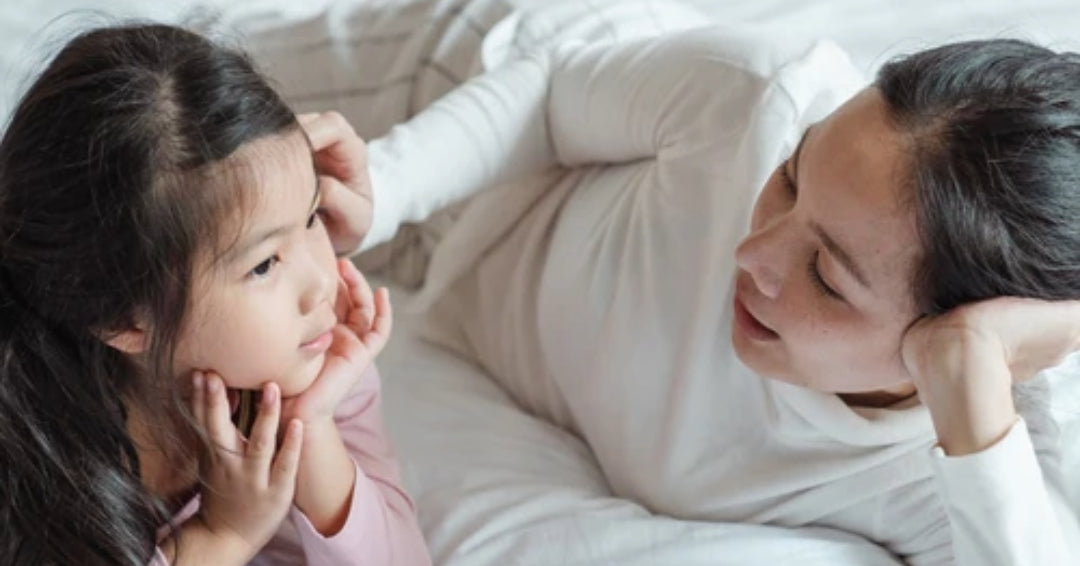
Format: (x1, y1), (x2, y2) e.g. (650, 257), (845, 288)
(733, 293), (780, 342)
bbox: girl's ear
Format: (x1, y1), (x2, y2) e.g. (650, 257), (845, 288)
(105, 328), (148, 354)
(102, 315), (150, 354)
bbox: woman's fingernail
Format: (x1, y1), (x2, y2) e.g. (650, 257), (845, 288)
(263, 383), (277, 405)
(192, 371), (204, 389)
(207, 375), (220, 394)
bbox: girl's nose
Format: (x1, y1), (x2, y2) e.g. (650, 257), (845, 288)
(299, 254), (335, 315)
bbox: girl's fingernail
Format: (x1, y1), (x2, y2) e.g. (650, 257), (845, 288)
(192, 371), (204, 389)
(207, 375), (220, 394)
(263, 383), (277, 405)
(289, 419), (303, 439)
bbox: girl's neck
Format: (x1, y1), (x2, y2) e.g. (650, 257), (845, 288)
(126, 401), (200, 510)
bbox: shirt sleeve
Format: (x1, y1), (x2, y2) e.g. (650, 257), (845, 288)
(360, 25), (860, 253)
(930, 417), (1080, 565)
(288, 365), (431, 566)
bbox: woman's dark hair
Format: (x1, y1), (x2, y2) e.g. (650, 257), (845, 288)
(0, 24), (297, 565)
(876, 39), (1080, 314)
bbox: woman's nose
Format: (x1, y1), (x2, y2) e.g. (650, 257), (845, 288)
(734, 225), (785, 299)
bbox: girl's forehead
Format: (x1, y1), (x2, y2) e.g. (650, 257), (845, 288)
(197, 130), (316, 268)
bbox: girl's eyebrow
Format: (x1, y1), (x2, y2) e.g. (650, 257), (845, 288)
(226, 181), (321, 264)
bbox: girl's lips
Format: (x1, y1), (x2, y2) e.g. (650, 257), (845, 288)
(300, 329), (334, 353)
(733, 295), (780, 342)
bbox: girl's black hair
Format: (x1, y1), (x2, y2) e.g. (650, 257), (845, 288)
(876, 39), (1080, 313)
(0, 23), (296, 565)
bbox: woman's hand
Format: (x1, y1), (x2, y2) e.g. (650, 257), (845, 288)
(186, 372), (304, 562)
(280, 259), (392, 428)
(298, 112), (374, 256)
(901, 297), (1080, 455)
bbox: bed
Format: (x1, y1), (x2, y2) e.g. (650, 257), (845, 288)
(4, 1), (1079, 564)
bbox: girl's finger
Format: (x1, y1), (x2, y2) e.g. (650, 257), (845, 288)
(363, 287), (393, 353)
(204, 372), (240, 454)
(269, 419), (304, 492)
(191, 371), (206, 427)
(341, 260), (375, 333)
(244, 382), (281, 478)
(298, 326), (365, 405)
(356, 264), (375, 329)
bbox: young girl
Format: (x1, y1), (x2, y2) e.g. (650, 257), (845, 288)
(327, 26), (1080, 565)
(0, 24), (429, 566)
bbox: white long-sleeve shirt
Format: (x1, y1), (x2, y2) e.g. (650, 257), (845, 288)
(362, 25), (1080, 565)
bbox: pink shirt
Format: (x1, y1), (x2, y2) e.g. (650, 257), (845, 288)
(151, 366), (430, 565)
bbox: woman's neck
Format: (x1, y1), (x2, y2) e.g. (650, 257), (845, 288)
(839, 382), (919, 408)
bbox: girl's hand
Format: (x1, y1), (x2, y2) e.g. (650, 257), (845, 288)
(281, 259), (392, 427)
(298, 112), (374, 256)
(901, 297), (1080, 455)
(189, 371), (304, 561)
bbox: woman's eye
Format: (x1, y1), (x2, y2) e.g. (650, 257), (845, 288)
(779, 160), (796, 197)
(249, 255), (280, 279)
(807, 251), (843, 301)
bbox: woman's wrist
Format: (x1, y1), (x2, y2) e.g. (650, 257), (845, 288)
(915, 339), (1018, 456)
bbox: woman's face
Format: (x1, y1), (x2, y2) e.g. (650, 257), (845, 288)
(173, 131), (341, 397)
(732, 88), (922, 397)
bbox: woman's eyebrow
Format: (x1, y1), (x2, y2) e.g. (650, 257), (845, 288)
(791, 125), (813, 184)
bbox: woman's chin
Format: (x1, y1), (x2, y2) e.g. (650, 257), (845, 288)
(732, 338), (810, 388)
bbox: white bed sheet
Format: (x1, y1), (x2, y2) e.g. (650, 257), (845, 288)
(3, 1), (1079, 564)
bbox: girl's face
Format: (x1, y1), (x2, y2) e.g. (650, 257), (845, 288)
(173, 131), (340, 397)
(732, 88), (923, 398)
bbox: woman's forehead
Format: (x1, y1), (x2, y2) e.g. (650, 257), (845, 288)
(804, 89), (921, 309)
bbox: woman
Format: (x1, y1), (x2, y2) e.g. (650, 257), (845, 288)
(329, 25), (1080, 564)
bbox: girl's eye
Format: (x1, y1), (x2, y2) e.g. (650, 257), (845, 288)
(807, 251), (844, 301)
(249, 255), (280, 279)
(306, 209), (324, 229)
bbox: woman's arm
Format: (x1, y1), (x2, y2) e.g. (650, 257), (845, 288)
(362, 26), (862, 251)
(902, 297), (1080, 564)
(930, 418), (1080, 565)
